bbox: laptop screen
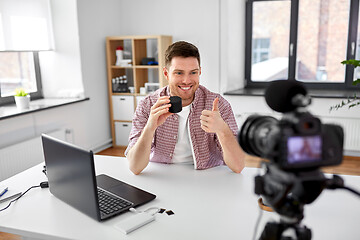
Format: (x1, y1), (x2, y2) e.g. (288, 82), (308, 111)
(41, 134), (156, 221)
(42, 134), (101, 220)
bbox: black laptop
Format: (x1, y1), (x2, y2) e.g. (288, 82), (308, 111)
(41, 134), (156, 221)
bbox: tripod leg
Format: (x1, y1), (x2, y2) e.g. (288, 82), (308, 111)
(259, 222), (284, 240)
(295, 225), (311, 240)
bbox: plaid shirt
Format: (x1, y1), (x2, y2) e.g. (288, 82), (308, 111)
(125, 85), (238, 170)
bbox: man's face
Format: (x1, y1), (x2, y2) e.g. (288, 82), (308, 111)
(163, 56), (201, 107)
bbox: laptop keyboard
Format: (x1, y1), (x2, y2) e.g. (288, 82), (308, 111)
(97, 188), (133, 216)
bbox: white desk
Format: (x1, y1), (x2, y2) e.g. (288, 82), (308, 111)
(0, 156), (359, 240)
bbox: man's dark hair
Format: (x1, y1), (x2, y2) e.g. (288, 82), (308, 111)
(165, 41), (200, 67)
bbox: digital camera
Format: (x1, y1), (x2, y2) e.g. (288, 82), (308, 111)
(238, 80), (344, 171)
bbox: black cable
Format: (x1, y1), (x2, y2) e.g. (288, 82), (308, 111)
(0, 164), (49, 212)
(327, 175), (360, 197)
(339, 186), (360, 197)
(42, 165), (47, 176)
(0, 185), (40, 212)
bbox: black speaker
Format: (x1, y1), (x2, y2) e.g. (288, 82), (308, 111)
(169, 96), (182, 113)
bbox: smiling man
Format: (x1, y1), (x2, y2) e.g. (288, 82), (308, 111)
(125, 41), (245, 175)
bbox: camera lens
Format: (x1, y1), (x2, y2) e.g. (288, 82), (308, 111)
(238, 115), (278, 157)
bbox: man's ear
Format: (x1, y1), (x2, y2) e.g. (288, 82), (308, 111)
(163, 67), (169, 81)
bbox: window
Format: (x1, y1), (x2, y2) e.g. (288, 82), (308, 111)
(245, 0), (360, 90)
(0, 52), (43, 105)
(355, 11), (360, 80)
(252, 38), (271, 64)
(0, 0), (54, 51)
(0, 0), (52, 105)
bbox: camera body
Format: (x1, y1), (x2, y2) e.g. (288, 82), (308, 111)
(238, 82), (343, 171)
(278, 113), (343, 170)
(239, 111), (343, 171)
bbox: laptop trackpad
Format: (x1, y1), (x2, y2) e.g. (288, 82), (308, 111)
(96, 174), (156, 207)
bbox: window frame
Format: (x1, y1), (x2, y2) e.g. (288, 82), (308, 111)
(0, 51), (43, 106)
(245, 0), (360, 91)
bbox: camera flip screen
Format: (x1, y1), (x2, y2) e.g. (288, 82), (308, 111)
(287, 135), (322, 164)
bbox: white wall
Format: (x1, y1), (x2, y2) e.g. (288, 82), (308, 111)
(220, 0), (245, 93)
(112, 0), (221, 92)
(40, 0), (84, 98)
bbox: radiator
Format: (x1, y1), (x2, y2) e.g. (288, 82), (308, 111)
(0, 129), (67, 181)
(235, 113), (360, 154)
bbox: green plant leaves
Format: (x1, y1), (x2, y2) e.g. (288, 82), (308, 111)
(341, 59), (360, 68)
(353, 79), (360, 86)
(330, 59), (360, 111)
(14, 88), (28, 97)
(329, 93), (359, 112)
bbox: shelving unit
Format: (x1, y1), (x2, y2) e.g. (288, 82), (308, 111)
(105, 35), (173, 147)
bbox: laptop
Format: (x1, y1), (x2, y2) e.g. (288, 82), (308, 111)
(41, 134), (156, 221)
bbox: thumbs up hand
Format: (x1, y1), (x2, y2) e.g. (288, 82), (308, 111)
(200, 97), (227, 133)
(212, 97), (219, 111)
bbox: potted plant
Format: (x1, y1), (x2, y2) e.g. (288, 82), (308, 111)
(14, 88), (30, 110)
(329, 59), (360, 111)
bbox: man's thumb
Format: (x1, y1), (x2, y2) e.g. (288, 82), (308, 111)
(212, 97), (219, 111)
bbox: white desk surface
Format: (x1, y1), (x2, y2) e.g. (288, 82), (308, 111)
(0, 155), (359, 240)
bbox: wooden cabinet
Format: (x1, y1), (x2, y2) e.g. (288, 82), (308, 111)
(106, 35), (173, 147)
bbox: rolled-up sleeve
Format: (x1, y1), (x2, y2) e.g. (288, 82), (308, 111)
(124, 98), (151, 156)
